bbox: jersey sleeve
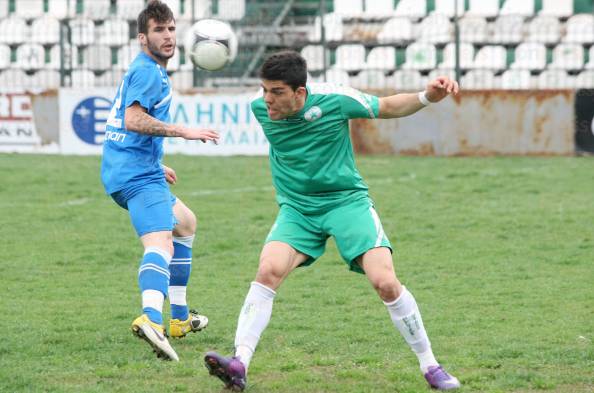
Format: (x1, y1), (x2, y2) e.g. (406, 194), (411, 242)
(337, 87), (380, 119)
(124, 65), (162, 111)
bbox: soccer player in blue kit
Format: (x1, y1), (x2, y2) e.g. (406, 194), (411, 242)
(101, 0), (219, 361)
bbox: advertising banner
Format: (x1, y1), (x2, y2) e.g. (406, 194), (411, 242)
(0, 89), (42, 152)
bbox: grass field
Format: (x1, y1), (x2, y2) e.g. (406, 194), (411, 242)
(0, 154), (592, 393)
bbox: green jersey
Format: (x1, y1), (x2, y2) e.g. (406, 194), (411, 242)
(251, 83), (380, 214)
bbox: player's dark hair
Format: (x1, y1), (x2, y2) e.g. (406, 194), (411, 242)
(260, 51), (308, 91)
(137, 0), (174, 35)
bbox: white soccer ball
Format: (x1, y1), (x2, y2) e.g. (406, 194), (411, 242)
(184, 19), (238, 71)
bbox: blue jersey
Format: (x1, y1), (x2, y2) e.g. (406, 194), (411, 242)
(101, 52), (172, 195)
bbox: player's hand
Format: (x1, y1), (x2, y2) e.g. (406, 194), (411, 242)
(162, 164), (177, 185)
(179, 127), (220, 144)
(425, 77), (460, 103)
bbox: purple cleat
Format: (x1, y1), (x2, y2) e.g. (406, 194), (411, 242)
(204, 351), (247, 392)
(424, 365), (461, 390)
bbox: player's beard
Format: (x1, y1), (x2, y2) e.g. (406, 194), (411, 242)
(146, 38), (175, 62)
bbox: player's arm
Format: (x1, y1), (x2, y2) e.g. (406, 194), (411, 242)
(124, 103), (220, 143)
(378, 76), (459, 119)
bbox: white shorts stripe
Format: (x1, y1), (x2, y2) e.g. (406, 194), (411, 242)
(369, 206), (385, 247)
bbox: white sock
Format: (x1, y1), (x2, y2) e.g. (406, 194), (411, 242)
(384, 286), (438, 373)
(234, 281), (276, 370)
(142, 289), (165, 315)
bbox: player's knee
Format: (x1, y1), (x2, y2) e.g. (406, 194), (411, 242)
(255, 257), (284, 288)
(371, 277), (399, 302)
(175, 209), (197, 236)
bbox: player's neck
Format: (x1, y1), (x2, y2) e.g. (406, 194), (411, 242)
(143, 48), (168, 69)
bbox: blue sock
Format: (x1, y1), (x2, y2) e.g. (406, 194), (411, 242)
(169, 236), (194, 320)
(139, 247), (171, 325)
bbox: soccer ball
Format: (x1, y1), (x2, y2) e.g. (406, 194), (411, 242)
(184, 19), (238, 71)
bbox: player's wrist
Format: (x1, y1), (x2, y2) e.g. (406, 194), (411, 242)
(418, 91), (431, 106)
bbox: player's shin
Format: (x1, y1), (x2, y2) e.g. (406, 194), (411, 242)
(234, 281), (276, 370)
(169, 235), (194, 320)
(139, 247), (172, 325)
(384, 286), (438, 373)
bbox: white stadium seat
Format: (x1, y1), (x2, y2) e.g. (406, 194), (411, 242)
(82, 0), (111, 20)
(428, 68), (457, 84)
(563, 14), (594, 44)
(394, 0), (426, 20)
(461, 69), (497, 89)
(586, 47), (594, 69)
(97, 70), (125, 87)
(401, 42), (437, 71)
(71, 70), (96, 88)
(333, 0), (363, 18)
(49, 44), (78, 70)
(459, 16), (488, 43)
(499, 0), (534, 18)
(216, 0), (245, 20)
(161, 0), (183, 19)
(472, 45), (507, 71)
(0, 44), (10, 69)
(550, 43), (585, 71)
(70, 18), (95, 46)
(97, 19), (130, 46)
(0, 17), (28, 45)
(334, 44), (366, 71)
(0, 0), (8, 19)
(390, 70), (424, 91)
(364, 47), (396, 70)
(439, 43), (474, 70)
(301, 45), (325, 72)
(364, 0), (394, 18)
(116, 44), (141, 70)
(175, 20), (191, 47)
(15, 44), (46, 70)
(170, 70), (193, 91)
(377, 17), (413, 44)
(32, 70), (61, 89)
(325, 68), (350, 86)
(501, 69), (532, 89)
(527, 15), (561, 44)
(351, 70), (387, 89)
(433, 0), (465, 17)
(186, 0), (213, 20)
(117, 0), (145, 21)
(540, 0), (573, 18)
(576, 70), (594, 88)
(15, 0), (44, 20)
(491, 15), (524, 44)
(418, 13), (453, 44)
(311, 13), (343, 42)
(510, 42), (547, 71)
(538, 70), (573, 89)
(31, 16), (61, 45)
(466, 0), (499, 18)
(83, 45), (112, 71)
(48, 0), (75, 19)
(167, 49), (181, 71)
(0, 69), (30, 88)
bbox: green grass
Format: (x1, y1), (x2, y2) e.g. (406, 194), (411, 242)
(0, 154), (592, 393)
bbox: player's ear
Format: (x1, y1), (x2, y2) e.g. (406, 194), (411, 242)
(295, 86), (307, 98)
(138, 33), (147, 46)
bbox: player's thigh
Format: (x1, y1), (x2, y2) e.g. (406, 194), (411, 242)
(324, 198), (392, 274)
(256, 241), (310, 290)
(125, 183), (176, 238)
(172, 197), (196, 237)
(356, 247), (402, 301)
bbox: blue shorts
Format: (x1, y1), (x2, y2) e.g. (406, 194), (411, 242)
(111, 181), (178, 237)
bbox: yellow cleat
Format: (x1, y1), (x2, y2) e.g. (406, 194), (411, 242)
(131, 314), (179, 361)
(169, 309), (209, 338)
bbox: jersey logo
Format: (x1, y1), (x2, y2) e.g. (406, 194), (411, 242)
(304, 106), (322, 122)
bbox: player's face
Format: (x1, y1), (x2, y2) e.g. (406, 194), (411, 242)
(261, 80), (306, 120)
(143, 18), (176, 61)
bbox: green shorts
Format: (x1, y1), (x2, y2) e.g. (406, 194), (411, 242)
(265, 197), (392, 274)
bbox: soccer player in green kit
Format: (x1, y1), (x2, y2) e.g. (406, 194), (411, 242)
(205, 51), (461, 391)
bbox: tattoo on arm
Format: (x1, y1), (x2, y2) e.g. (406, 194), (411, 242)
(126, 107), (181, 137)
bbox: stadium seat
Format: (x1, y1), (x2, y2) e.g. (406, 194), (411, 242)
(527, 15), (561, 44)
(49, 44), (78, 70)
(433, 0), (465, 17)
(333, 0), (363, 18)
(97, 19), (130, 46)
(97, 70), (125, 87)
(500, 69), (532, 89)
(510, 42), (547, 71)
(334, 44), (366, 71)
(459, 16), (488, 43)
(175, 20), (191, 44)
(14, 0), (44, 20)
(83, 45), (112, 71)
(377, 17), (413, 43)
(401, 42), (437, 71)
(0, 17), (28, 45)
(116, 44), (141, 70)
(32, 70), (61, 89)
(550, 43), (585, 71)
(585, 47), (594, 69)
(301, 45), (325, 71)
(418, 13), (453, 44)
(167, 49), (181, 71)
(390, 70), (424, 91)
(71, 69), (96, 88)
(537, 69), (573, 88)
(70, 18), (95, 46)
(499, 0), (534, 18)
(472, 45), (507, 71)
(161, 0), (183, 19)
(0, 69), (30, 88)
(0, 0), (7, 19)
(394, 0), (426, 20)
(15, 44), (45, 70)
(170, 70), (193, 91)
(576, 70), (594, 87)
(563, 14), (594, 44)
(48, 0), (74, 19)
(428, 68), (457, 83)
(539, 0), (573, 18)
(351, 70), (387, 89)
(363, 0), (394, 18)
(0, 44), (10, 69)
(117, 0), (145, 21)
(325, 68), (350, 86)
(311, 13), (344, 42)
(466, 0), (499, 18)
(187, 0), (213, 20)
(364, 47), (396, 70)
(31, 16), (61, 45)
(439, 42), (474, 70)
(461, 69), (497, 89)
(216, 0), (245, 20)
(82, 0), (111, 20)
(491, 15), (524, 44)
